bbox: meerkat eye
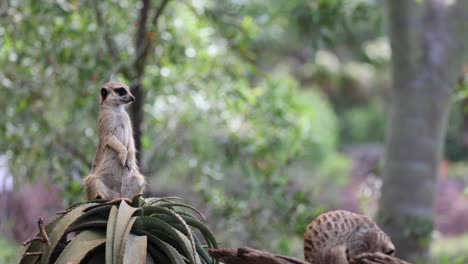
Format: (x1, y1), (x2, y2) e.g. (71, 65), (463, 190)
(115, 87), (127, 96)
(384, 249), (395, 255)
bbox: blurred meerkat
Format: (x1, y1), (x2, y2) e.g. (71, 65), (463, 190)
(304, 210), (396, 264)
(84, 81), (146, 200)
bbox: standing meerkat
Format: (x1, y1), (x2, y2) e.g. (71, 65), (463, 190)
(84, 81), (146, 200)
(304, 210), (396, 264)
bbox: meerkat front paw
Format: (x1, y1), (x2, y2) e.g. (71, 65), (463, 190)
(118, 149), (128, 167)
(125, 149), (134, 169)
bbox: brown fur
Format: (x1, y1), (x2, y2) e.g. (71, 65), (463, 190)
(304, 210), (395, 264)
(84, 82), (146, 200)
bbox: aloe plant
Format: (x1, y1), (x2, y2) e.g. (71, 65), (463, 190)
(19, 196), (218, 264)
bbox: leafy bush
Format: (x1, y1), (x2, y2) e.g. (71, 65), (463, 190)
(339, 100), (387, 144)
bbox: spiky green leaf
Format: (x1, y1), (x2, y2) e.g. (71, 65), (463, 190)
(179, 214), (218, 249)
(106, 206), (118, 264)
(145, 202), (206, 221)
(141, 216), (198, 263)
(20, 217), (60, 264)
(133, 230), (186, 264)
(114, 201), (139, 264)
(40, 202), (100, 264)
(53, 230), (105, 264)
(123, 234), (147, 264)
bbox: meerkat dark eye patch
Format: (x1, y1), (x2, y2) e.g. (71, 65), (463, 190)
(101, 88), (109, 100)
(384, 249), (395, 255)
(115, 87), (127, 96)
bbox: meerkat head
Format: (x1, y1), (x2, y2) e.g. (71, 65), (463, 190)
(346, 228), (395, 260)
(374, 232), (396, 256)
(100, 81), (135, 107)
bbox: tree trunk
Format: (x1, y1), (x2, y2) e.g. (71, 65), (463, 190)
(129, 0), (169, 165)
(378, 0), (468, 261)
(130, 83), (144, 163)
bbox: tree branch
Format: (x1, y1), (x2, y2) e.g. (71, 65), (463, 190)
(134, 0), (171, 78)
(130, 0), (171, 163)
(93, 1), (132, 80)
(151, 0), (170, 26)
(209, 247), (308, 264)
(134, 0), (151, 67)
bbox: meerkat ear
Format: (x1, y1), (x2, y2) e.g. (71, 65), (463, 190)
(101, 88), (109, 101)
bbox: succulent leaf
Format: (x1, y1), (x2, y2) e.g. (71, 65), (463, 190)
(106, 206), (118, 264)
(53, 230), (105, 264)
(41, 203), (100, 264)
(123, 234), (147, 264)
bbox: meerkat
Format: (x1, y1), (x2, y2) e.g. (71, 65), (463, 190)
(304, 210), (396, 264)
(84, 81), (146, 200)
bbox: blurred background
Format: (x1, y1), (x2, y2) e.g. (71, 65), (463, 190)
(1, 0), (467, 263)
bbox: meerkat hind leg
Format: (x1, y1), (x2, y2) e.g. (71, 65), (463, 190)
(85, 174), (120, 200)
(122, 172), (145, 199)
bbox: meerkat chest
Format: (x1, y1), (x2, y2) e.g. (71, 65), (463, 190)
(109, 110), (131, 146)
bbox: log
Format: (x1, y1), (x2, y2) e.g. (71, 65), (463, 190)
(208, 247), (309, 264)
(351, 252), (411, 264)
(209, 248), (412, 264)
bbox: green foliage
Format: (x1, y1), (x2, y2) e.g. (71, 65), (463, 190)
(20, 197), (218, 264)
(0, 235), (20, 264)
(291, 0), (384, 47)
(339, 100), (387, 144)
(445, 80), (468, 161)
(430, 234), (468, 264)
(436, 256), (468, 264)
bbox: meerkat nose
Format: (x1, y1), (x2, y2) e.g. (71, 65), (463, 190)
(130, 95), (135, 102)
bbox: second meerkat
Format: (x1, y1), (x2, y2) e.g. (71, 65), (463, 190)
(304, 210), (396, 264)
(84, 81), (146, 200)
